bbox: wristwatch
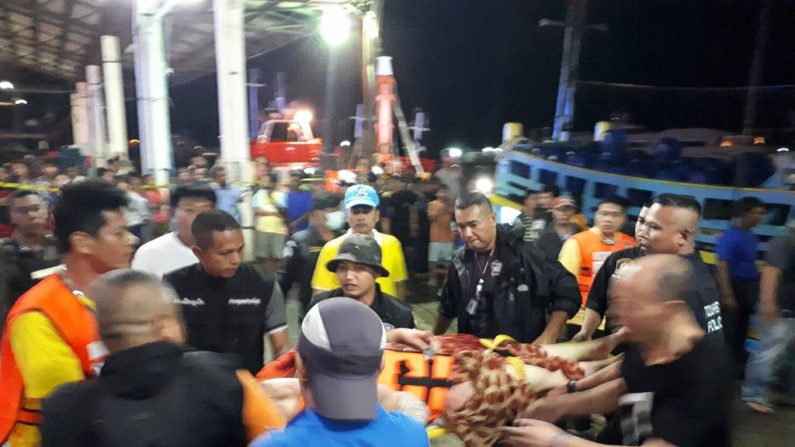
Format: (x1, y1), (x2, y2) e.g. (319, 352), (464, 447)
(566, 380), (578, 393)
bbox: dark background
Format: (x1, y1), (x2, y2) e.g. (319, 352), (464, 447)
(5, 0), (795, 158)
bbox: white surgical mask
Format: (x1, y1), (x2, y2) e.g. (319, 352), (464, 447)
(325, 210), (346, 230)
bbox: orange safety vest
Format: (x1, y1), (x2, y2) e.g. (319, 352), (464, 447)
(378, 350), (454, 421)
(0, 274), (102, 442)
(570, 230), (636, 306)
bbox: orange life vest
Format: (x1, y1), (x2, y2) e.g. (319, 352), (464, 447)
(378, 350), (454, 421)
(570, 230), (636, 306)
(0, 274), (103, 442)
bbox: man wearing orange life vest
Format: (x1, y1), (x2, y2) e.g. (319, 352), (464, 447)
(0, 181), (137, 446)
(558, 196), (636, 307)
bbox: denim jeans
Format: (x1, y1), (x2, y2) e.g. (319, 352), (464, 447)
(741, 317), (795, 406)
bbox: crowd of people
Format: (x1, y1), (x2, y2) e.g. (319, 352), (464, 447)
(0, 151), (792, 447)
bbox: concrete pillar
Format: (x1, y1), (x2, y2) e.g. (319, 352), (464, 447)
(71, 84), (90, 154)
(133, 1), (173, 186)
(101, 35), (129, 160)
(248, 68), (261, 140)
(213, 0), (252, 183)
(86, 65), (108, 167)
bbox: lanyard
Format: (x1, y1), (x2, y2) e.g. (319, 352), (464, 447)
(466, 246), (496, 316)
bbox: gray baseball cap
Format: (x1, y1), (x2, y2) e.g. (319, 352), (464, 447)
(326, 233), (390, 277)
(298, 297), (387, 421)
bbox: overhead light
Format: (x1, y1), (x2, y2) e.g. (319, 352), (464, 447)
(777, 147), (790, 152)
(0, 81), (13, 90)
(447, 147), (463, 158)
(340, 140), (351, 147)
(14, 99), (27, 105)
(294, 110), (313, 123)
(319, 8), (351, 46)
(474, 177), (494, 194)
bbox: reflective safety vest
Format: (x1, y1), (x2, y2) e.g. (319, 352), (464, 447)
(0, 274), (103, 443)
(378, 350), (454, 421)
(570, 230), (636, 306)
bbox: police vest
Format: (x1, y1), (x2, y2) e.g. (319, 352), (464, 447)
(0, 274), (103, 442)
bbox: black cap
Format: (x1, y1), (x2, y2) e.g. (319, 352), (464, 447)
(326, 234), (390, 277)
(312, 191), (341, 211)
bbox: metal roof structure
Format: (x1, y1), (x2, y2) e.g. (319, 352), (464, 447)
(0, 0), (372, 86)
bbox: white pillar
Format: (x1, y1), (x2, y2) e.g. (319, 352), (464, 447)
(101, 35), (129, 160)
(213, 0), (251, 183)
(133, 1), (173, 186)
(71, 84), (90, 154)
(86, 65), (108, 167)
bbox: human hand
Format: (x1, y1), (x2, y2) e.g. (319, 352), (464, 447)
(517, 399), (563, 423)
(387, 328), (434, 351)
(498, 419), (570, 447)
(571, 329), (591, 342)
(532, 333), (556, 346)
(544, 385), (569, 399)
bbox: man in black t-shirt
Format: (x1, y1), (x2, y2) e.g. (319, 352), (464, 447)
(574, 195), (724, 346)
(163, 210), (289, 374)
(504, 255), (732, 447)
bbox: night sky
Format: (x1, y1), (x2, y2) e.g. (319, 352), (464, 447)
(7, 1), (795, 158)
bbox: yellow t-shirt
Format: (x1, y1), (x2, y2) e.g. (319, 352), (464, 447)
(252, 189), (287, 235)
(311, 230), (408, 296)
(7, 295), (96, 447)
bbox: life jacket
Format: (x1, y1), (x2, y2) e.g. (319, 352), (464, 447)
(570, 230), (636, 306)
(0, 274), (104, 442)
(378, 350), (454, 421)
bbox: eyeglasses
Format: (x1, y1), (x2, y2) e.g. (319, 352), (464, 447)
(349, 206), (374, 215)
(12, 205), (42, 215)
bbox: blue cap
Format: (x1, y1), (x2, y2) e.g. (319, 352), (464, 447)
(344, 184), (379, 210)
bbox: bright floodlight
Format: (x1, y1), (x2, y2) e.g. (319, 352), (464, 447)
(294, 110), (313, 123)
(0, 81), (13, 90)
(474, 177), (493, 194)
(14, 99), (27, 105)
(777, 147), (790, 152)
(320, 8), (351, 46)
(448, 147), (463, 158)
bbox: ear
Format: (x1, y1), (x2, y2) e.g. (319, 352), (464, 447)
(69, 231), (95, 255)
(153, 314), (186, 344)
(295, 352), (307, 380)
(191, 246), (203, 259)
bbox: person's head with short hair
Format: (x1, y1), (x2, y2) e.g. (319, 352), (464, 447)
(177, 169), (191, 184)
(326, 234), (389, 302)
(538, 183), (560, 210)
(97, 167), (115, 183)
(733, 197), (765, 230)
(171, 183), (217, 246)
(143, 173), (155, 186)
(209, 165), (227, 186)
(434, 183), (449, 201)
(91, 269), (185, 353)
(107, 157), (121, 173)
(9, 189), (47, 237)
(191, 210), (243, 278)
(522, 189), (540, 214)
(10, 160), (29, 181)
(607, 254), (694, 343)
(637, 194), (701, 255)
(551, 196), (578, 226)
(66, 165), (80, 179)
(53, 174), (70, 188)
(454, 192), (497, 253)
(635, 198), (654, 238)
(343, 184), (380, 236)
(41, 162), (59, 179)
(310, 192), (343, 231)
(192, 168), (208, 182)
(594, 195), (627, 237)
(296, 297), (387, 421)
(53, 181), (137, 271)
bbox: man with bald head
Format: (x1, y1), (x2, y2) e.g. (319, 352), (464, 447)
(40, 270), (285, 447)
(575, 194), (723, 345)
(505, 255), (732, 447)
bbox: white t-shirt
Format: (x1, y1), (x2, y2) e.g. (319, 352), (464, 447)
(131, 232), (198, 278)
